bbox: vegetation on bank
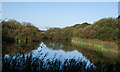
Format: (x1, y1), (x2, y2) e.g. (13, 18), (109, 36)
(2, 20), (44, 43)
(43, 22), (91, 40)
(2, 52), (119, 72)
(2, 17), (119, 44)
(2, 17), (120, 72)
(71, 37), (118, 57)
(2, 53), (94, 72)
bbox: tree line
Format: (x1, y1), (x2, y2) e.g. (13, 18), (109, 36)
(2, 20), (43, 43)
(2, 17), (120, 44)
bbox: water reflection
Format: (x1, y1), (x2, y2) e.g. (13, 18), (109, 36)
(2, 42), (40, 55)
(31, 42), (92, 67)
(3, 42), (94, 67)
(2, 40), (119, 71)
(43, 40), (118, 64)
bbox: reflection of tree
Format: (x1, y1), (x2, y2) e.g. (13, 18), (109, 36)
(43, 39), (119, 70)
(43, 40), (76, 51)
(72, 45), (118, 69)
(2, 42), (40, 55)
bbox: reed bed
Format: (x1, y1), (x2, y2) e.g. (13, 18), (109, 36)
(2, 52), (119, 72)
(2, 53), (95, 72)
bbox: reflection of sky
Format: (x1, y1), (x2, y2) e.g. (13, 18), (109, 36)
(31, 42), (94, 68)
(4, 42), (95, 69)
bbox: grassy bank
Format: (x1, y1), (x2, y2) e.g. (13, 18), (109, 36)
(71, 37), (118, 58)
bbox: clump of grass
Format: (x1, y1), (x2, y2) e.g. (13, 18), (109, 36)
(2, 52), (119, 72)
(2, 52), (96, 72)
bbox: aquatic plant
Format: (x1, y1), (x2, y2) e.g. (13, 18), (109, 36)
(2, 52), (119, 72)
(2, 52), (96, 72)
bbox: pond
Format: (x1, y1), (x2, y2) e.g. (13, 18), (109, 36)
(2, 40), (119, 71)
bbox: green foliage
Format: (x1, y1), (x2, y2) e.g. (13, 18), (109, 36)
(2, 17), (119, 43)
(43, 28), (62, 40)
(72, 22), (90, 29)
(61, 27), (74, 40)
(77, 18), (119, 43)
(43, 22), (90, 40)
(2, 20), (43, 43)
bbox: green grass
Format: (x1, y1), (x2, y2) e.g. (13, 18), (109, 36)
(71, 37), (118, 58)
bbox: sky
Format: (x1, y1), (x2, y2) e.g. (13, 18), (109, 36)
(1, 0), (119, 2)
(2, 2), (118, 30)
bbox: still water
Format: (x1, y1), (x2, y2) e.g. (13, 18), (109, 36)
(3, 40), (118, 71)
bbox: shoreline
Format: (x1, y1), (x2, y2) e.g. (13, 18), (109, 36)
(71, 37), (118, 58)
